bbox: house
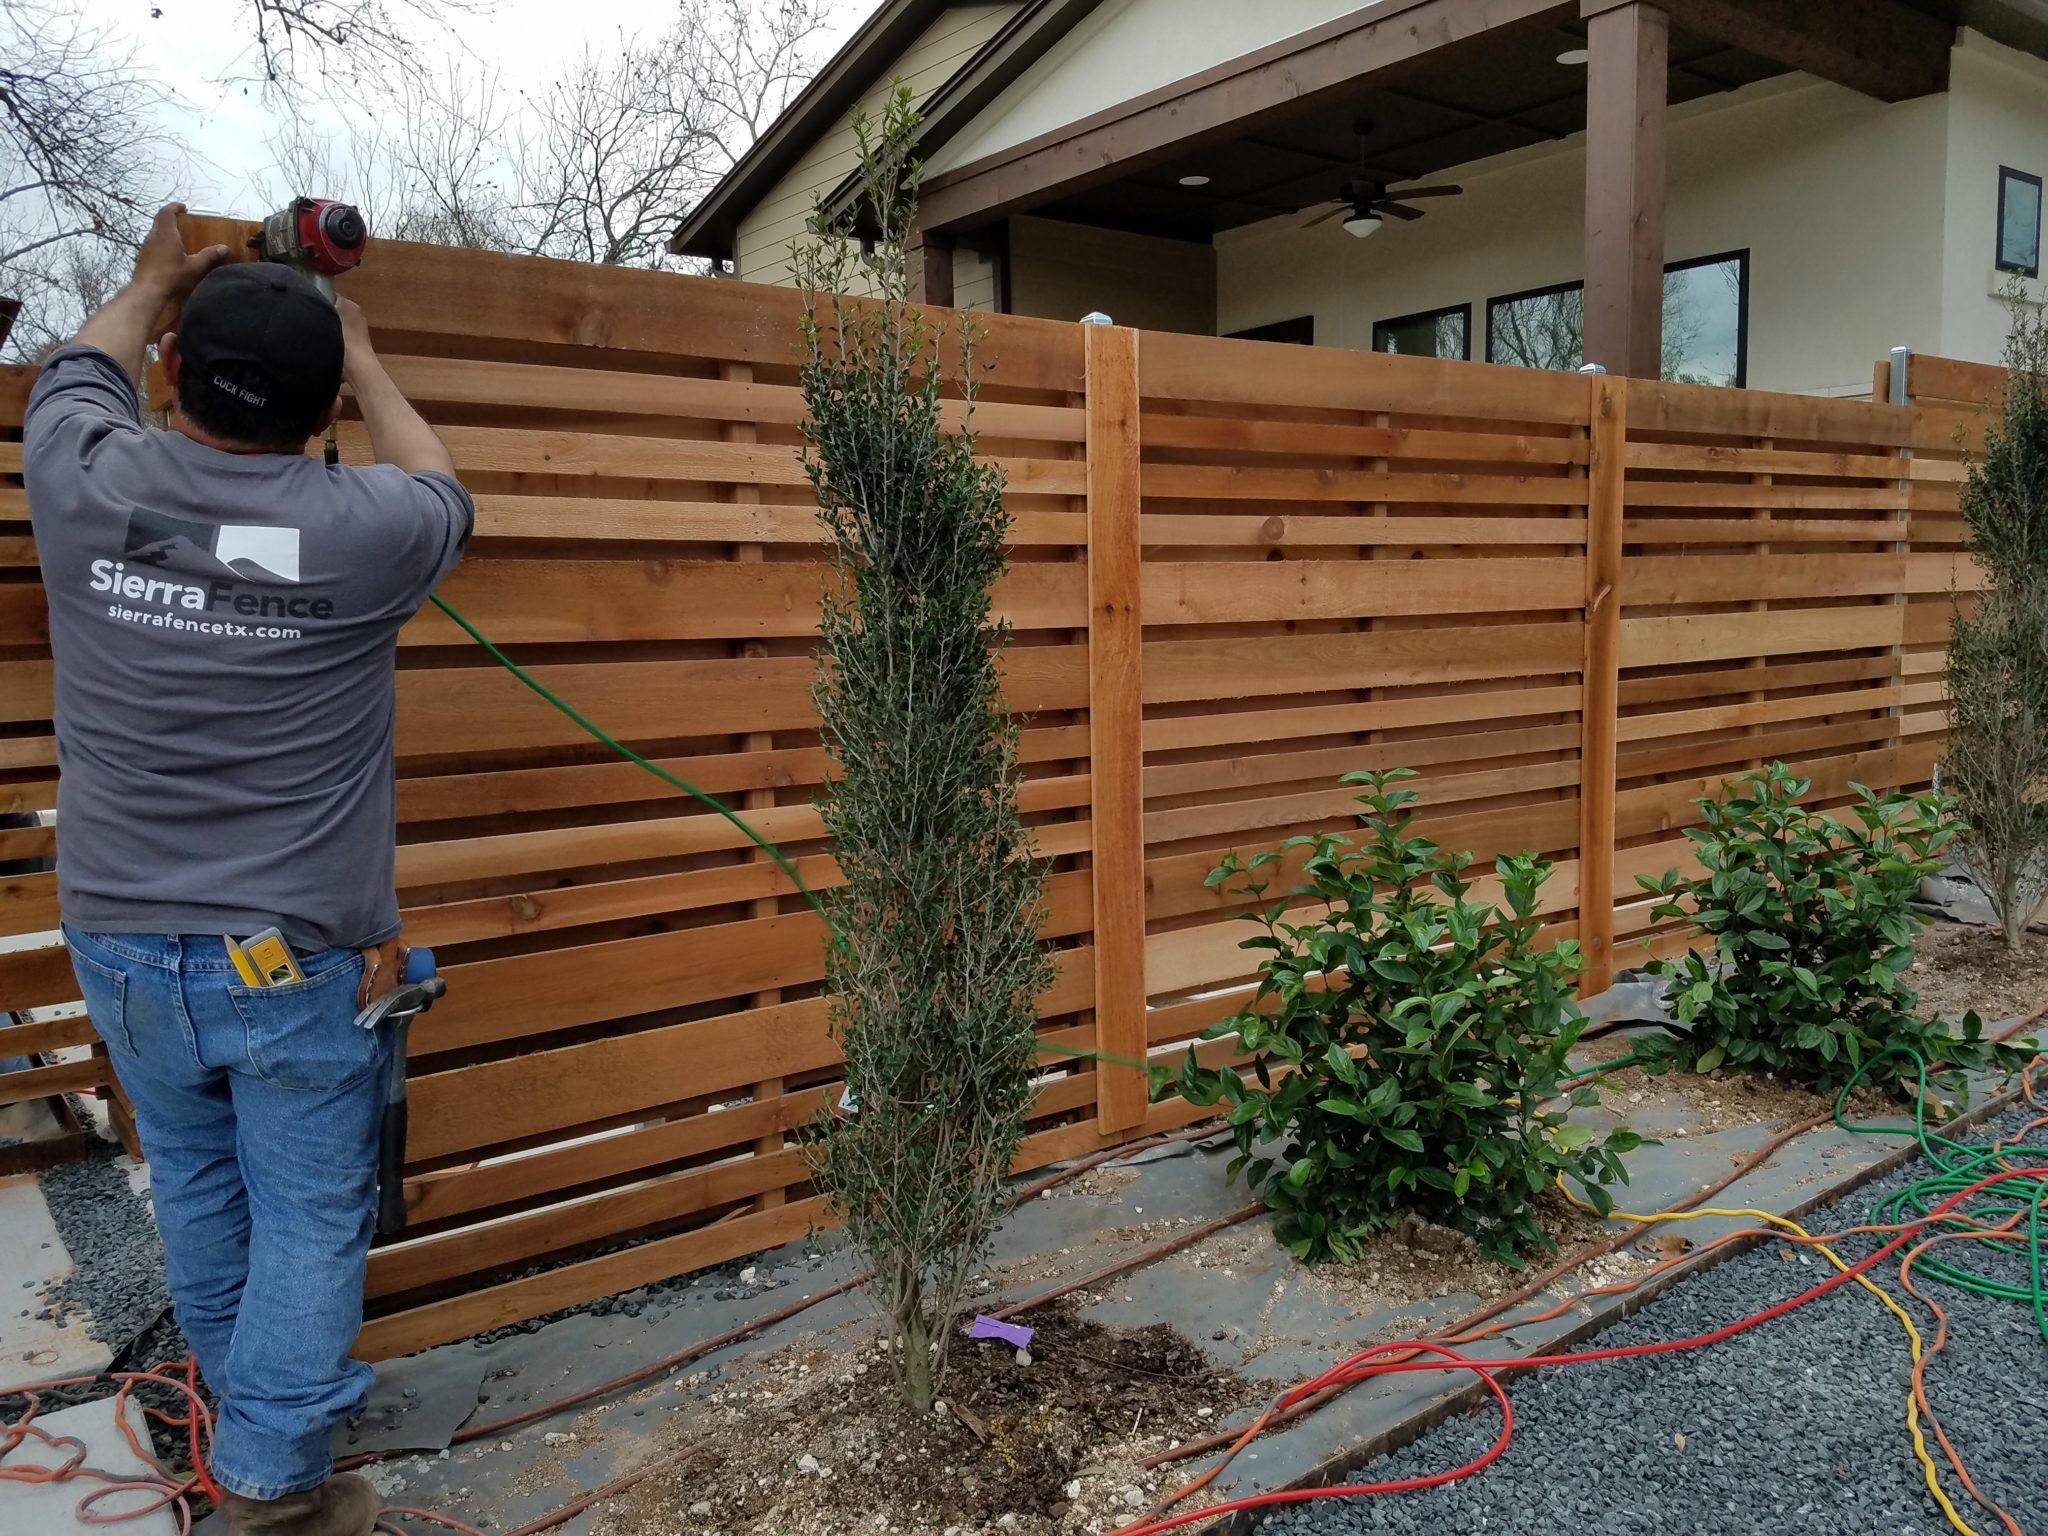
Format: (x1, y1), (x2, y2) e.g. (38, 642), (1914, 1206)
(669, 0), (2048, 398)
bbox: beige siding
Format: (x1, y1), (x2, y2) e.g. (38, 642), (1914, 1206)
(736, 5), (1019, 286)
(953, 244), (1000, 311)
(927, 0), (1367, 176)
(1939, 32), (2048, 366)
(1215, 71), (1961, 398)
(1007, 215), (1215, 333)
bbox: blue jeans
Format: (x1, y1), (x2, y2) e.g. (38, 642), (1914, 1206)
(64, 927), (389, 1500)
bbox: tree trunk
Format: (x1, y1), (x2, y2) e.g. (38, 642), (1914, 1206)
(898, 1289), (933, 1411)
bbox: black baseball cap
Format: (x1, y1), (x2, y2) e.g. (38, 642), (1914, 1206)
(176, 263), (344, 431)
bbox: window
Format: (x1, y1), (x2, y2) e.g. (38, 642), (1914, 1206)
(1484, 250), (1749, 387)
(1998, 167), (2041, 277)
(1228, 315), (1315, 345)
(1485, 281), (1584, 372)
(1371, 304), (1471, 360)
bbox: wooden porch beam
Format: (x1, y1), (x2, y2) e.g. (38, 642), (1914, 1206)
(919, 0), (1574, 234)
(1670, 0), (1952, 104)
(1583, 0), (1667, 379)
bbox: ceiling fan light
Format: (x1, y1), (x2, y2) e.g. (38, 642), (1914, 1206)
(1557, 47), (1590, 65)
(1342, 212), (1383, 239)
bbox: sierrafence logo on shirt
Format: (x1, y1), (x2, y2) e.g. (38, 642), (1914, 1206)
(84, 508), (334, 629)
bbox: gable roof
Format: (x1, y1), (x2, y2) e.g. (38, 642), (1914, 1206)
(669, 0), (1107, 261)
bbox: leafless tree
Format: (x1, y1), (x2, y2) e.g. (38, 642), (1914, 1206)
(512, 2), (832, 268)
(1, 0), (180, 359)
(267, 65), (518, 250)
(268, 0), (834, 270)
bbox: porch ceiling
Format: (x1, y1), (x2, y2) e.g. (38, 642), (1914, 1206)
(1031, 17), (1787, 241)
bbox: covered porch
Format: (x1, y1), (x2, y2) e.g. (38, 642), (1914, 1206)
(897, 0), (2037, 394)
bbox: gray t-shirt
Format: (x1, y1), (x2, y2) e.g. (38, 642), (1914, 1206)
(24, 344), (472, 952)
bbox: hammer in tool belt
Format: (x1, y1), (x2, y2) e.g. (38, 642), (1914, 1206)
(355, 947), (445, 1236)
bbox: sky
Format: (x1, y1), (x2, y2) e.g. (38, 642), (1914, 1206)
(73, 0), (885, 219)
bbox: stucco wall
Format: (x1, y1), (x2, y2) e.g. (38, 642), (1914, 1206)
(1939, 32), (2048, 367)
(926, 0), (1369, 174)
(1212, 71), (1958, 397)
(735, 5), (1018, 286)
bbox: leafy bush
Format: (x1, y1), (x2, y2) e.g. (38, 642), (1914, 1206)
(1636, 764), (2035, 1102)
(1164, 771), (1642, 1266)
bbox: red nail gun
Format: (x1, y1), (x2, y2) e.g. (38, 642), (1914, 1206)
(250, 196), (367, 300)
(251, 197), (366, 464)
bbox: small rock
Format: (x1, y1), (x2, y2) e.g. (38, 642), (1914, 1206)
(1121, 1487), (1147, 1508)
(997, 1517), (1020, 1531)
(498, 1441), (513, 1452)
(740, 1266), (758, 1285)
(401, 1387), (418, 1400)
(1196, 1406), (1214, 1419)
(1015, 1348), (1033, 1366)
(797, 1454), (822, 1475)
(1065, 1479), (1083, 1500)
(689, 1501), (714, 1516)
(1211, 1329), (1227, 1341)
(1674, 1432), (1687, 1452)
(932, 1399), (947, 1417)
(542, 1431), (575, 1446)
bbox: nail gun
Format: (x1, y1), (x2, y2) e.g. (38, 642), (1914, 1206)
(251, 196), (367, 464)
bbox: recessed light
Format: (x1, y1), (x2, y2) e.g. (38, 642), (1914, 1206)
(1557, 47), (1590, 65)
(1179, 174), (1211, 187)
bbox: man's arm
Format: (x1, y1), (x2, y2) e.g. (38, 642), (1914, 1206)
(337, 296), (457, 478)
(73, 204), (231, 380)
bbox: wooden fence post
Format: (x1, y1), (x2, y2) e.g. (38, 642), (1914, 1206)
(1579, 376), (1626, 993)
(1085, 322), (1147, 1133)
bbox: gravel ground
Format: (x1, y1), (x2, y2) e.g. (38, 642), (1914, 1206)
(1263, 1102), (2048, 1536)
(34, 1131), (172, 1360)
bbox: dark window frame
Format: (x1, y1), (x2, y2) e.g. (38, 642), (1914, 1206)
(1483, 278), (1583, 370)
(1997, 166), (2042, 278)
(1483, 249), (1751, 387)
(1370, 302), (1472, 360)
(1227, 315), (1315, 345)
(1665, 247), (1750, 389)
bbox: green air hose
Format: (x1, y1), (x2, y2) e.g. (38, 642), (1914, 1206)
(1832, 1045), (2048, 1339)
(429, 594), (832, 927)
(430, 594), (1153, 1075)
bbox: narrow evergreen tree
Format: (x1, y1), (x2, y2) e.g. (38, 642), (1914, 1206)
(1948, 290), (2048, 948)
(793, 90), (1054, 1410)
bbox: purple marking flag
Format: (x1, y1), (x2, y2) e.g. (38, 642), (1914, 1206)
(967, 1315), (1036, 1348)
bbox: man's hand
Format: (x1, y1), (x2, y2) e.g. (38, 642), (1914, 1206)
(336, 295), (375, 384)
(73, 203), (231, 379)
(131, 203), (231, 307)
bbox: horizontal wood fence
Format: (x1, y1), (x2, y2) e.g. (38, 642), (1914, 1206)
(0, 229), (1991, 1355)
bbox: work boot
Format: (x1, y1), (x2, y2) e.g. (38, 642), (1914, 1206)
(217, 1472), (381, 1536)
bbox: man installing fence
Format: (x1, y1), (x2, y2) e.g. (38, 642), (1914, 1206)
(23, 204), (472, 1536)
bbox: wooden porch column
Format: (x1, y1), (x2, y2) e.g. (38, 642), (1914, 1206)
(1583, 0), (1667, 378)
(906, 225), (955, 308)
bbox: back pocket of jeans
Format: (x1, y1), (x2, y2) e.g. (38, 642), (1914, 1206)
(66, 942), (132, 1056)
(230, 956), (376, 1092)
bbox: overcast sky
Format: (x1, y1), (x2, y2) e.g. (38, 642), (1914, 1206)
(74, 0), (883, 217)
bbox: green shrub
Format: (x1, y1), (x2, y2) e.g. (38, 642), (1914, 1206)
(1163, 770), (1642, 1266)
(1636, 764), (2035, 1103)
(795, 91), (1054, 1411)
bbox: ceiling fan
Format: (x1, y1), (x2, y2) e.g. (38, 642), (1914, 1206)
(1302, 176), (1464, 237)
(1298, 130), (1462, 237)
